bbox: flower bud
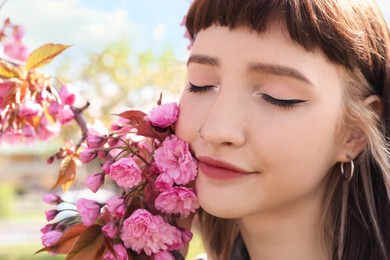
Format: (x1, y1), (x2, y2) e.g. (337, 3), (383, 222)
(59, 84), (79, 106)
(102, 161), (113, 174)
(106, 196), (126, 218)
(42, 194), (62, 205)
(41, 230), (62, 247)
(86, 134), (107, 149)
(154, 251), (174, 260)
(85, 173), (104, 193)
(46, 156), (55, 164)
(79, 148), (97, 163)
(45, 209), (60, 221)
(102, 222), (118, 239)
(76, 198), (101, 226)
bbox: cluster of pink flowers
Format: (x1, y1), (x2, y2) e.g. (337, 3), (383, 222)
(40, 102), (199, 259)
(0, 17), (77, 144)
(0, 18), (28, 61)
(0, 79), (79, 143)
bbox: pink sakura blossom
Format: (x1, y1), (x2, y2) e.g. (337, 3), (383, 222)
(41, 230), (62, 247)
(12, 25), (26, 41)
(88, 119), (109, 136)
(108, 157), (142, 188)
(154, 173), (174, 191)
(2, 125), (21, 144)
(120, 209), (181, 256)
(46, 101), (75, 125)
(102, 161), (113, 174)
(102, 222), (118, 239)
(85, 173), (105, 193)
(179, 229), (193, 247)
(59, 84), (79, 106)
(155, 187), (199, 217)
(144, 102), (178, 128)
(58, 105), (74, 125)
(36, 116), (61, 141)
(154, 135), (198, 185)
(22, 123), (36, 141)
(48, 101), (60, 115)
(103, 243), (128, 260)
(86, 120), (109, 148)
(42, 194), (62, 205)
(18, 100), (43, 118)
(79, 148), (97, 163)
(3, 40), (28, 61)
(106, 195), (126, 218)
(164, 228), (193, 252)
(76, 198), (101, 226)
(154, 251), (174, 260)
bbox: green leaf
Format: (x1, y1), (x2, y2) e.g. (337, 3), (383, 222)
(26, 43), (71, 70)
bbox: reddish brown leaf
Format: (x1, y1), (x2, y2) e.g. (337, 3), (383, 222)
(103, 237), (115, 257)
(36, 223), (87, 255)
(50, 156), (77, 192)
(136, 121), (159, 139)
(66, 225), (105, 260)
(115, 110), (146, 127)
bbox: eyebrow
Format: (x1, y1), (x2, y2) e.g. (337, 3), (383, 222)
(248, 62), (313, 85)
(187, 54), (312, 85)
(187, 54), (219, 66)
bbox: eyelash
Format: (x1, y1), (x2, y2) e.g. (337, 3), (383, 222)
(188, 82), (216, 93)
(188, 82), (306, 109)
(260, 93), (306, 109)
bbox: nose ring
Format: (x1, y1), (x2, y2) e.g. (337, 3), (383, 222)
(197, 127), (204, 138)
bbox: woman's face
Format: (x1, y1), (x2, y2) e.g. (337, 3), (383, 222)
(175, 25), (348, 218)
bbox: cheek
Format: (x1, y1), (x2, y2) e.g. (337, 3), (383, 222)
(175, 94), (200, 143)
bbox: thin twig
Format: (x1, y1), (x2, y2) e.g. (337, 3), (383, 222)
(71, 101), (90, 150)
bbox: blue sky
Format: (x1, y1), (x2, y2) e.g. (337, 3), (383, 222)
(2, 0), (192, 66)
(1, 0), (389, 68)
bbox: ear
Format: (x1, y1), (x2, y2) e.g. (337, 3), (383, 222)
(336, 95), (382, 162)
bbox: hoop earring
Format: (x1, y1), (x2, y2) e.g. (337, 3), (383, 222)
(341, 160), (354, 182)
(197, 127), (204, 139)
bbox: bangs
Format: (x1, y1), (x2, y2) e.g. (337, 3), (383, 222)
(185, 0), (389, 97)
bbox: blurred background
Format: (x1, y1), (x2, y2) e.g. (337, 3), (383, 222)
(0, 0), (388, 259)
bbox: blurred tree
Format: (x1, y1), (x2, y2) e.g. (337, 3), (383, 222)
(57, 39), (186, 125)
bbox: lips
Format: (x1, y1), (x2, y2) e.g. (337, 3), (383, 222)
(197, 156), (257, 181)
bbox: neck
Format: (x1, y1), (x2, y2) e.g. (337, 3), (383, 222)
(238, 193), (329, 260)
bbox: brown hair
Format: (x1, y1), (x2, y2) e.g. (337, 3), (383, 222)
(185, 0), (390, 259)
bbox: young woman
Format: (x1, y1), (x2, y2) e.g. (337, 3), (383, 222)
(175, 0), (390, 259)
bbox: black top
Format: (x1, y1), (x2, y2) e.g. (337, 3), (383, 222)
(230, 233), (250, 260)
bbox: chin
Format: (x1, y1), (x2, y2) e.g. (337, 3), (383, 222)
(196, 185), (242, 219)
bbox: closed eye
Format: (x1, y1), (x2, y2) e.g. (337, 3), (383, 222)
(188, 82), (216, 93)
(260, 93), (307, 109)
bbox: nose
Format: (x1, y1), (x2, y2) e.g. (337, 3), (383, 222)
(200, 91), (246, 147)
